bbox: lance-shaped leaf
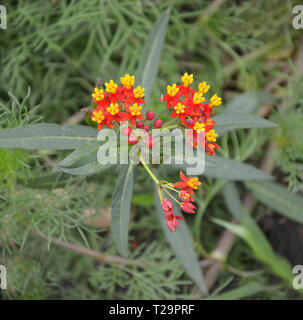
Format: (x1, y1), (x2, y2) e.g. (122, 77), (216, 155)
(221, 182), (244, 220)
(58, 140), (102, 168)
(111, 164), (135, 257)
(213, 113), (276, 136)
(212, 215), (293, 284)
(170, 154), (272, 181)
(222, 90), (276, 114)
(211, 282), (268, 300)
(0, 124), (97, 150)
(246, 181), (303, 225)
(136, 7), (171, 109)
(154, 187), (208, 295)
(204, 155), (272, 180)
(219, 182), (293, 284)
(55, 161), (113, 176)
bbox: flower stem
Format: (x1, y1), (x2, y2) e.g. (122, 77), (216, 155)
(163, 188), (181, 205)
(139, 154), (159, 185)
(162, 118), (177, 129)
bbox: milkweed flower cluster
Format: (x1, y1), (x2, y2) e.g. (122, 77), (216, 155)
(161, 73), (221, 155)
(90, 73), (222, 232)
(159, 171), (200, 231)
(91, 74), (161, 146)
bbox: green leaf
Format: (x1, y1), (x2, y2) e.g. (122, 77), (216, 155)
(58, 141), (102, 168)
(211, 282), (268, 300)
(171, 155), (273, 181)
(221, 182), (244, 220)
(154, 187), (208, 295)
(111, 164), (135, 257)
(221, 182), (293, 285)
(222, 90), (276, 114)
(212, 216), (293, 284)
(55, 161), (112, 176)
(213, 113), (276, 135)
(246, 181), (303, 225)
(0, 124), (97, 150)
(204, 155), (273, 180)
(135, 7), (171, 109)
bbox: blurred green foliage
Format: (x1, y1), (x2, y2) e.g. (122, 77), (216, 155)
(1, 0), (303, 300)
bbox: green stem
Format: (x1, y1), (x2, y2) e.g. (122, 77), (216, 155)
(139, 154), (159, 185)
(161, 124), (178, 131)
(163, 188), (181, 205)
(162, 118), (177, 128)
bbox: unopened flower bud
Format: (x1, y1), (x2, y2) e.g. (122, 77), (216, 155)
(154, 119), (163, 129)
(181, 202), (196, 214)
(123, 127), (132, 136)
(128, 135), (138, 145)
(146, 111), (155, 121)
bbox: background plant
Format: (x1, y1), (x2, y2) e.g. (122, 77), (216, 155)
(0, 0), (303, 300)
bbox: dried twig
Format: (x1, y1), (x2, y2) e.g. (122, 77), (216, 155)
(31, 229), (153, 268)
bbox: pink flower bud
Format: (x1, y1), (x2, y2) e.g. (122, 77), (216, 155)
(146, 111), (155, 121)
(123, 127), (132, 137)
(154, 119), (163, 129)
(161, 199), (173, 212)
(181, 202), (196, 214)
(146, 134), (156, 148)
(186, 118), (193, 125)
(180, 191), (194, 203)
(128, 135), (138, 145)
(136, 121), (144, 129)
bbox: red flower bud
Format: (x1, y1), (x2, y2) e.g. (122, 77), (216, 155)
(186, 118), (193, 125)
(181, 202), (196, 214)
(163, 211), (183, 232)
(136, 121), (144, 129)
(146, 134), (156, 148)
(161, 199), (173, 212)
(143, 125), (149, 132)
(154, 119), (163, 129)
(180, 191), (194, 203)
(146, 111), (155, 121)
(128, 135), (138, 145)
(161, 199), (183, 231)
(123, 127), (132, 136)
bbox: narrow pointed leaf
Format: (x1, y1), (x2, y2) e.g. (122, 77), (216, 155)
(171, 155), (273, 181)
(0, 124), (97, 150)
(212, 216), (293, 284)
(221, 182), (244, 220)
(136, 7), (171, 108)
(55, 161), (112, 176)
(58, 141), (102, 168)
(222, 90), (276, 114)
(213, 113), (276, 135)
(211, 282), (268, 300)
(154, 187), (208, 295)
(111, 165), (135, 257)
(220, 183), (293, 285)
(204, 155), (272, 180)
(246, 181), (303, 224)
